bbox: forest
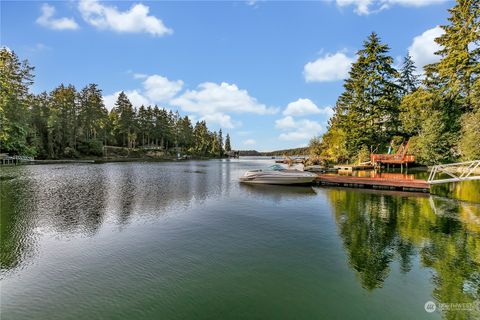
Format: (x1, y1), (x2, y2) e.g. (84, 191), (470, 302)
(310, 0), (480, 165)
(0, 50), (232, 159)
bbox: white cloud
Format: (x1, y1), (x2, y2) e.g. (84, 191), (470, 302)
(133, 73), (148, 79)
(409, 26), (444, 70)
(78, 0), (172, 36)
(337, 0), (374, 15)
(36, 3), (79, 30)
(275, 116), (297, 129)
(283, 98), (333, 117)
(304, 52), (354, 82)
(276, 116), (323, 141)
(243, 139), (256, 145)
(103, 90), (152, 111)
(336, 0), (446, 15)
(202, 113), (239, 129)
(143, 75), (183, 103)
(171, 82), (276, 128)
(103, 73), (183, 110)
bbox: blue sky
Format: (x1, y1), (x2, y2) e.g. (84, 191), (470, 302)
(1, 0), (452, 151)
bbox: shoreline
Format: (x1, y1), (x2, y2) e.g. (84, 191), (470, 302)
(2, 156), (228, 165)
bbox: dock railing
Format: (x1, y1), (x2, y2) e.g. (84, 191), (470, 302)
(1, 154), (35, 165)
(427, 160), (480, 184)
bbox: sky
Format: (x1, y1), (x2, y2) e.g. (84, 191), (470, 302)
(1, 0), (453, 151)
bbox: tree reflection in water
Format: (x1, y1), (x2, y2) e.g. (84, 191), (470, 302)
(0, 176), (37, 272)
(328, 188), (480, 319)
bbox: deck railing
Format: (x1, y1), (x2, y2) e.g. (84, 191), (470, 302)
(370, 154), (415, 163)
(427, 160), (480, 184)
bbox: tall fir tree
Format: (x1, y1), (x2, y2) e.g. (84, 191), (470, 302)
(335, 32), (401, 158)
(399, 52), (419, 94)
(224, 133), (231, 152)
(48, 84), (78, 158)
(29, 92), (50, 158)
(78, 84), (108, 145)
(113, 92), (135, 147)
(434, 0), (480, 111)
(217, 129), (224, 156)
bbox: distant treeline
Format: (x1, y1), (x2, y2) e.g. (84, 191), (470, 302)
(235, 147), (308, 157)
(0, 49), (232, 159)
(310, 0), (479, 165)
(237, 150), (262, 156)
(261, 147), (308, 157)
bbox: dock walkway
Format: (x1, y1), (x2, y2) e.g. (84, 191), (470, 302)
(315, 174), (430, 192)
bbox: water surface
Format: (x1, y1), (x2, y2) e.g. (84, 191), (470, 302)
(1, 159), (479, 319)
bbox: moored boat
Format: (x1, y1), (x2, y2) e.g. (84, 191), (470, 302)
(239, 164), (317, 185)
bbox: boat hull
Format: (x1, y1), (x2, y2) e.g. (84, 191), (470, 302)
(240, 172), (317, 185)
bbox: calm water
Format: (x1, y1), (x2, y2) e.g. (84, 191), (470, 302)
(1, 159), (479, 320)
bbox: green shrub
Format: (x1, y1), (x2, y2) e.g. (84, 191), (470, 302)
(78, 140), (104, 156)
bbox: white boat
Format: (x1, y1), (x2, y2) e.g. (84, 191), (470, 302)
(239, 164), (317, 185)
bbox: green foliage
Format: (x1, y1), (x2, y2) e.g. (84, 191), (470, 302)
(313, 1), (480, 165)
(63, 147), (79, 159)
(0, 48), (34, 155)
(356, 145), (370, 164)
(224, 134), (231, 152)
(78, 139), (104, 156)
(113, 91), (135, 147)
(78, 84), (108, 144)
(334, 32), (401, 158)
(308, 136), (322, 157)
(0, 49), (228, 159)
(316, 118), (349, 163)
(399, 52), (419, 95)
(409, 111), (455, 165)
(399, 88), (444, 136)
(459, 109), (480, 160)
(434, 0), (480, 110)
(469, 78), (480, 111)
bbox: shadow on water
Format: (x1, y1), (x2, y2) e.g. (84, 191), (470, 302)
(326, 187), (480, 319)
(240, 183), (316, 197)
(431, 180), (480, 204)
(350, 169), (480, 203)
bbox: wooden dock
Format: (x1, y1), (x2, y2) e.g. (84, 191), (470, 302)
(315, 174), (430, 192)
(334, 164), (374, 171)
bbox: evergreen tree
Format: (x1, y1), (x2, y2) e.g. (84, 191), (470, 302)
(210, 131), (219, 156)
(78, 84), (108, 147)
(434, 0), (480, 111)
(459, 109), (480, 160)
(335, 32), (401, 157)
(0, 48), (35, 155)
(177, 116), (193, 151)
(224, 133), (231, 152)
(217, 129), (224, 156)
(137, 105), (149, 146)
(399, 52), (419, 94)
(193, 121), (210, 155)
(48, 84), (78, 158)
(113, 92), (135, 147)
(29, 92), (50, 158)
